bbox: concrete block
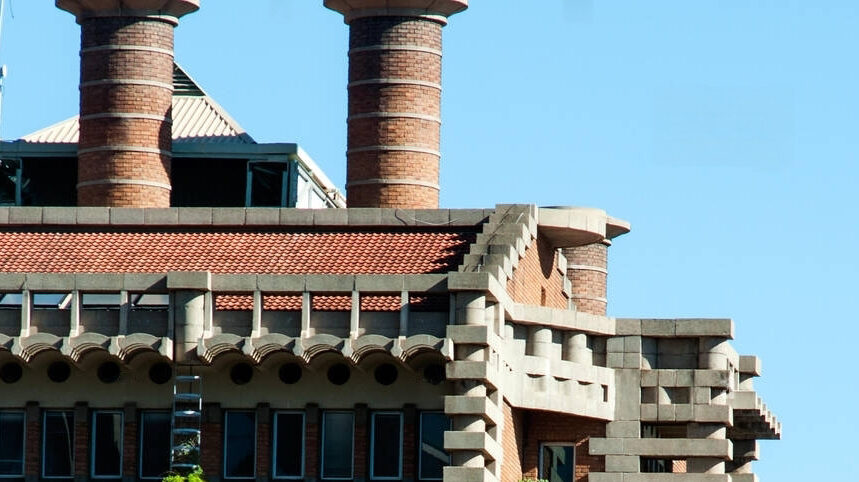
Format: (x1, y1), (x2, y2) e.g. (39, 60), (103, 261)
(244, 208), (279, 225)
(587, 474), (623, 482)
(24, 273), (75, 291)
(445, 361), (489, 382)
(9, 207), (43, 224)
(675, 403), (694, 421)
(604, 455), (639, 472)
(658, 370), (676, 387)
(354, 275), (405, 292)
(739, 355), (762, 376)
(695, 370), (730, 388)
(675, 369), (694, 386)
(693, 404), (732, 424)
(346, 208), (381, 226)
(305, 275), (354, 292)
(177, 208), (213, 225)
(313, 209), (348, 226)
(642, 319), (675, 336)
(75, 273), (123, 291)
(377, 208), (411, 225)
(676, 318), (734, 338)
(212, 208), (246, 225)
(166, 271), (211, 290)
(624, 336), (642, 353)
(640, 404), (657, 420)
(640, 370), (658, 387)
(606, 421), (640, 438)
(279, 208), (314, 226)
(256, 275), (306, 293)
(657, 404), (675, 421)
(450, 209), (490, 226)
(447, 325), (491, 345)
(615, 318), (641, 335)
(109, 208), (144, 225)
(442, 467), (494, 482)
(607, 352), (624, 368)
(0, 207), (9, 224)
(211, 274), (257, 292)
(42, 207), (76, 225)
(606, 337), (625, 353)
(0, 273), (25, 290)
(589, 438), (623, 455)
(122, 274), (167, 291)
(623, 353), (641, 369)
(693, 387), (711, 405)
(412, 209), (451, 226)
(143, 208), (178, 225)
(615, 369), (641, 420)
(76, 207), (109, 224)
(447, 273), (492, 292)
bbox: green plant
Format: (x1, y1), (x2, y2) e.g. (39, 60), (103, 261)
(518, 478), (548, 482)
(162, 466), (205, 482)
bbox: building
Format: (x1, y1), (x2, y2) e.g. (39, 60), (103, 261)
(0, 1), (779, 482)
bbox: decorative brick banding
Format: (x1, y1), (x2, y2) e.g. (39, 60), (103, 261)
(563, 242), (609, 316)
(77, 16), (176, 207)
(346, 16), (445, 208)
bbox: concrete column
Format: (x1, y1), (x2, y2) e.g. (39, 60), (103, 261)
(562, 331), (592, 364)
(686, 423), (726, 474)
(174, 290), (205, 362)
(563, 240), (609, 315)
(699, 337), (731, 370)
(455, 292), (485, 326)
(56, 0), (198, 207)
(527, 326), (553, 358)
(324, 0), (467, 208)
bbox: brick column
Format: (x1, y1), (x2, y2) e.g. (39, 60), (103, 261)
(200, 403), (222, 482)
(123, 403), (137, 482)
(56, 0), (199, 207)
(256, 403), (271, 482)
(402, 404), (417, 482)
(305, 404), (320, 482)
(324, 0), (468, 208)
(563, 240), (610, 316)
(73, 402), (89, 481)
(354, 403), (369, 482)
(25, 402), (39, 482)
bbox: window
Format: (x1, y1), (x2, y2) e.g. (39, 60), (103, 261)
(91, 411), (123, 478)
(0, 411), (25, 478)
(321, 412), (353, 480)
(139, 412), (171, 479)
(272, 412), (304, 479)
(0, 158), (77, 207)
(247, 161), (290, 207)
(539, 444), (575, 482)
(370, 412), (402, 480)
(43, 411), (74, 479)
(224, 411), (256, 479)
(418, 412), (449, 480)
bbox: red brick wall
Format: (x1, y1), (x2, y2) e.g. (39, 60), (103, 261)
(123, 408), (138, 478)
(519, 410), (606, 482)
(501, 403), (526, 482)
(74, 404), (89, 478)
(78, 16), (175, 207)
(257, 407), (271, 480)
(354, 405), (368, 479)
(25, 403), (39, 478)
(346, 16), (444, 208)
(508, 237), (568, 309)
(200, 404), (223, 478)
(305, 405), (320, 480)
(563, 243), (608, 315)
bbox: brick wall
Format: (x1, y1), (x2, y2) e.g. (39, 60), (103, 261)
(501, 402), (526, 482)
(346, 16), (444, 208)
(508, 237), (568, 309)
(563, 242), (608, 316)
(200, 403), (223, 479)
(77, 16), (175, 207)
(519, 410), (606, 481)
(25, 402), (39, 479)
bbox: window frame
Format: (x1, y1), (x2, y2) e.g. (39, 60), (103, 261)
(223, 410), (257, 480)
(271, 411), (305, 480)
(0, 410), (26, 479)
(41, 410), (75, 480)
(418, 411), (450, 481)
(138, 411), (171, 480)
(90, 410), (124, 479)
(320, 411), (355, 481)
(538, 442), (576, 482)
(369, 411), (403, 481)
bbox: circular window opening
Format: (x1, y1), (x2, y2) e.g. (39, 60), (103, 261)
(97, 361), (121, 384)
(278, 363), (302, 384)
(374, 363), (398, 386)
(47, 361), (71, 383)
(423, 363), (446, 385)
(230, 363), (254, 385)
(0, 362), (23, 384)
(149, 362), (173, 385)
(327, 363), (351, 386)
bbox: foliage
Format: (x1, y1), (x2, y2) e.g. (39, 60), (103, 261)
(518, 478), (548, 482)
(162, 466), (205, 482)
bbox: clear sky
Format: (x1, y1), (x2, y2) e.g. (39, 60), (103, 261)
(1, 1), (855, 479)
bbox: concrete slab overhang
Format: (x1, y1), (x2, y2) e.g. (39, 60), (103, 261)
(324, 0), (468, 23)
(56, 0), (200, 20)
(537, 206), (630, 248)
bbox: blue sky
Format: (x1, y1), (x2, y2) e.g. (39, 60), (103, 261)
(2, 1), (856, 479)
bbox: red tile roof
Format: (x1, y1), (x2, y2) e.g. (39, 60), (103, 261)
(0, 229), (475, 275)
(215, 293), (449, 312)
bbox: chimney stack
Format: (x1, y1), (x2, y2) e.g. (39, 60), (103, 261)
(56, 0), (199, 207)
(324, 0), (468, 208)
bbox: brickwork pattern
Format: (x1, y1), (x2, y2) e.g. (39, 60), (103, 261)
(257, 419), (271, 479)
(123, 412), (138, 478)
(563, 243), (608, 316)
(74, 410), (88, 478)
(501, 402), (526, 482)
(25, 408), (39, 478)
(520, 411), (606, 481)
(304, 408), (319, 480)
(508, 237), (569, 309)
(346, 16), (444, 208)
(200, 420), (222, 478)
(78, 16), (175, 207)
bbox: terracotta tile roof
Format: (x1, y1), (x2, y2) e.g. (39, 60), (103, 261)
(312, 295), (351, 312)
(215, 294), (449, 312)
(0, 229), (475, 275)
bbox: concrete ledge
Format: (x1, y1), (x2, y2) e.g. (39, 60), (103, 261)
(166, 271), (211, 290)
(442, 467), (495, 482)
(444, 396), (503, 427)
(592, 438), (733, 459)
(444, 431), (502, 461)
(739, 355), (761, 376)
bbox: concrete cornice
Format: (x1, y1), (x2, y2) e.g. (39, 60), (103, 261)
(56, 0), (199, 22)
(323, 0), (468, 24)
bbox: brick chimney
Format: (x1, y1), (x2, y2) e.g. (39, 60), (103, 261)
(324, 0), (468, 208)
(56, 0), (199, 207)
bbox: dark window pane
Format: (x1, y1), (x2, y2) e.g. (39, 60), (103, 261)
(43, 411), (74, 477)
(0, 412), (25, 476)
(371, 413), (401, 479)
(171, 158), (246, 207)
(273, 413), (304, 478)
(92, 412), (123, 477)
(419, 412), (449, 480)
(140, 412), (171, 479)
(321, 412), (353, 479)
(540, 445), (575, 482)
(20, 158), (76, 206)
(250, 162), (288, 207)
(0, 160), (19, 205)
(224, 412), (256, 478)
